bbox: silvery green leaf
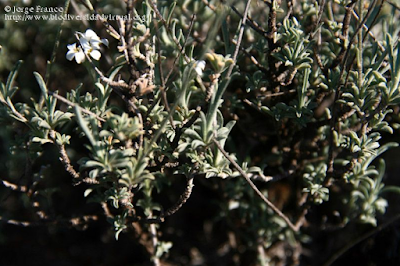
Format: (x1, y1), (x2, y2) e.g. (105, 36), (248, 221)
(83, 160), (104, 168)
(34, 72), (48, 99)
(5, 61), (22, 98)
(191, 139), (206, 149)
(84, 189), (93, 198)
(32, 137), (52, 144)
(183, 128), (202, 140)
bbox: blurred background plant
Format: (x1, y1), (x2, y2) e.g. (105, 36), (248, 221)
(1, 0), (400, 265)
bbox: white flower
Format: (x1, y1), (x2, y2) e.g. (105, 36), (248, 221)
(66, 43), (85, 64)
(66, 29), (108, 64)
(79, 37), (102, 60)
(79, 29), (109, 50)
(194, 60), (206, 76)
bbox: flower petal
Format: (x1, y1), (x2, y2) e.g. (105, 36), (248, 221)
(79, 38), (92, 52)
(194, 60), (206, 76)
(89, 49), (101, 60)
(67, 43), (77, 51)
(75, 49), (86, 64)
(89, 39), (102, 50)
(66, 51), (75, 61)
(101, 38), (109, 47)
(84, 29), (99, 40)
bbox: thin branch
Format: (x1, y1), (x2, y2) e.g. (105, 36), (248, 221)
(154, 22), (166, 89)
(124, 0), (135, 39)
(309, 0), (326, 40)
(346, 0), (379, 52)
(149, 14), (197, 131)
(164, 14), (196, 85)
(336, 0), (378, 73)
(49, 127), (99, 186)
(1, 179), (28, 193)
(294, 194), (309, 231)
(163, 177), (194, 217)
(0, 98), (28, 123)
(153, 17), (172, 124)
(284, 0), (294, 21)
(387, 0), (400, 10)
(45, 0), (70, 87)
(329, 1), (357, 69)
(31, 191), (49, 220)
(48, 130), (81, 185)
(231, 5), (269, 39)
(76, 0), (120, 39)
(243, 93), (296, 111)
(74, 33), (132, 92)
(50, 92), (105, 122)
(267, 0), (277, 42)
(0, 216), (35, 227)
(148, 0), (190, 62)
(323, 214), (400, 266)
(212, 138), (298, 231)
(325, 88), (342, 184)
(326, 0), (383, 181)
(201, 0), (216, 11)
(71, 0), (90, 28)
(58, 143), (80, 180)
(101, 202), (114, 219)
(170, 106), (201, 149)
(351, 5), (385, 52)
(226, 0), (253, 78)
(231, 39), (269, 74)
(258, 241), (268, 266)
(117, 18), (133, 75)
(74, 33), (144, 147)
(149, 223), (161, 266)
(326, 1), (357, 181)
(249, 169), (295, 183)
(0, 214), (98, 228)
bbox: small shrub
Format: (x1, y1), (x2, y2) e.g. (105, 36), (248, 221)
(1, 0), (400, 265)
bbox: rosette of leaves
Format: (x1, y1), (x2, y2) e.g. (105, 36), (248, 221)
(273, 17), (313, 85)
(76, 110), (153, 187)
(66, 71), (116, 117)
(105, 186), (133, 209)
(178, 109), (236, 178)
(245, 70), (268, 93)
(30, 73), (74, 144)
(380, 34), (400, 105)
(109, 212), (128, 240)
(339, 70), (382, 113)
(221, 178), (296, 252)
(349, 160), (400, 226)
(0, 67), (73, 145)
(303, 162), (329, 204)
(0, 61), (28, 123)
(342, 132), (381, 157)
(339, 132), (398, 183)
(261, 68), (314, 126)
(101, 113), (143, 143)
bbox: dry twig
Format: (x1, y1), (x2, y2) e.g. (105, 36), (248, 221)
(212, 138), (299, 232)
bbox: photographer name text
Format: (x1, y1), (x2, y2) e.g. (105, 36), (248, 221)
(4, 5), (64, 14)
